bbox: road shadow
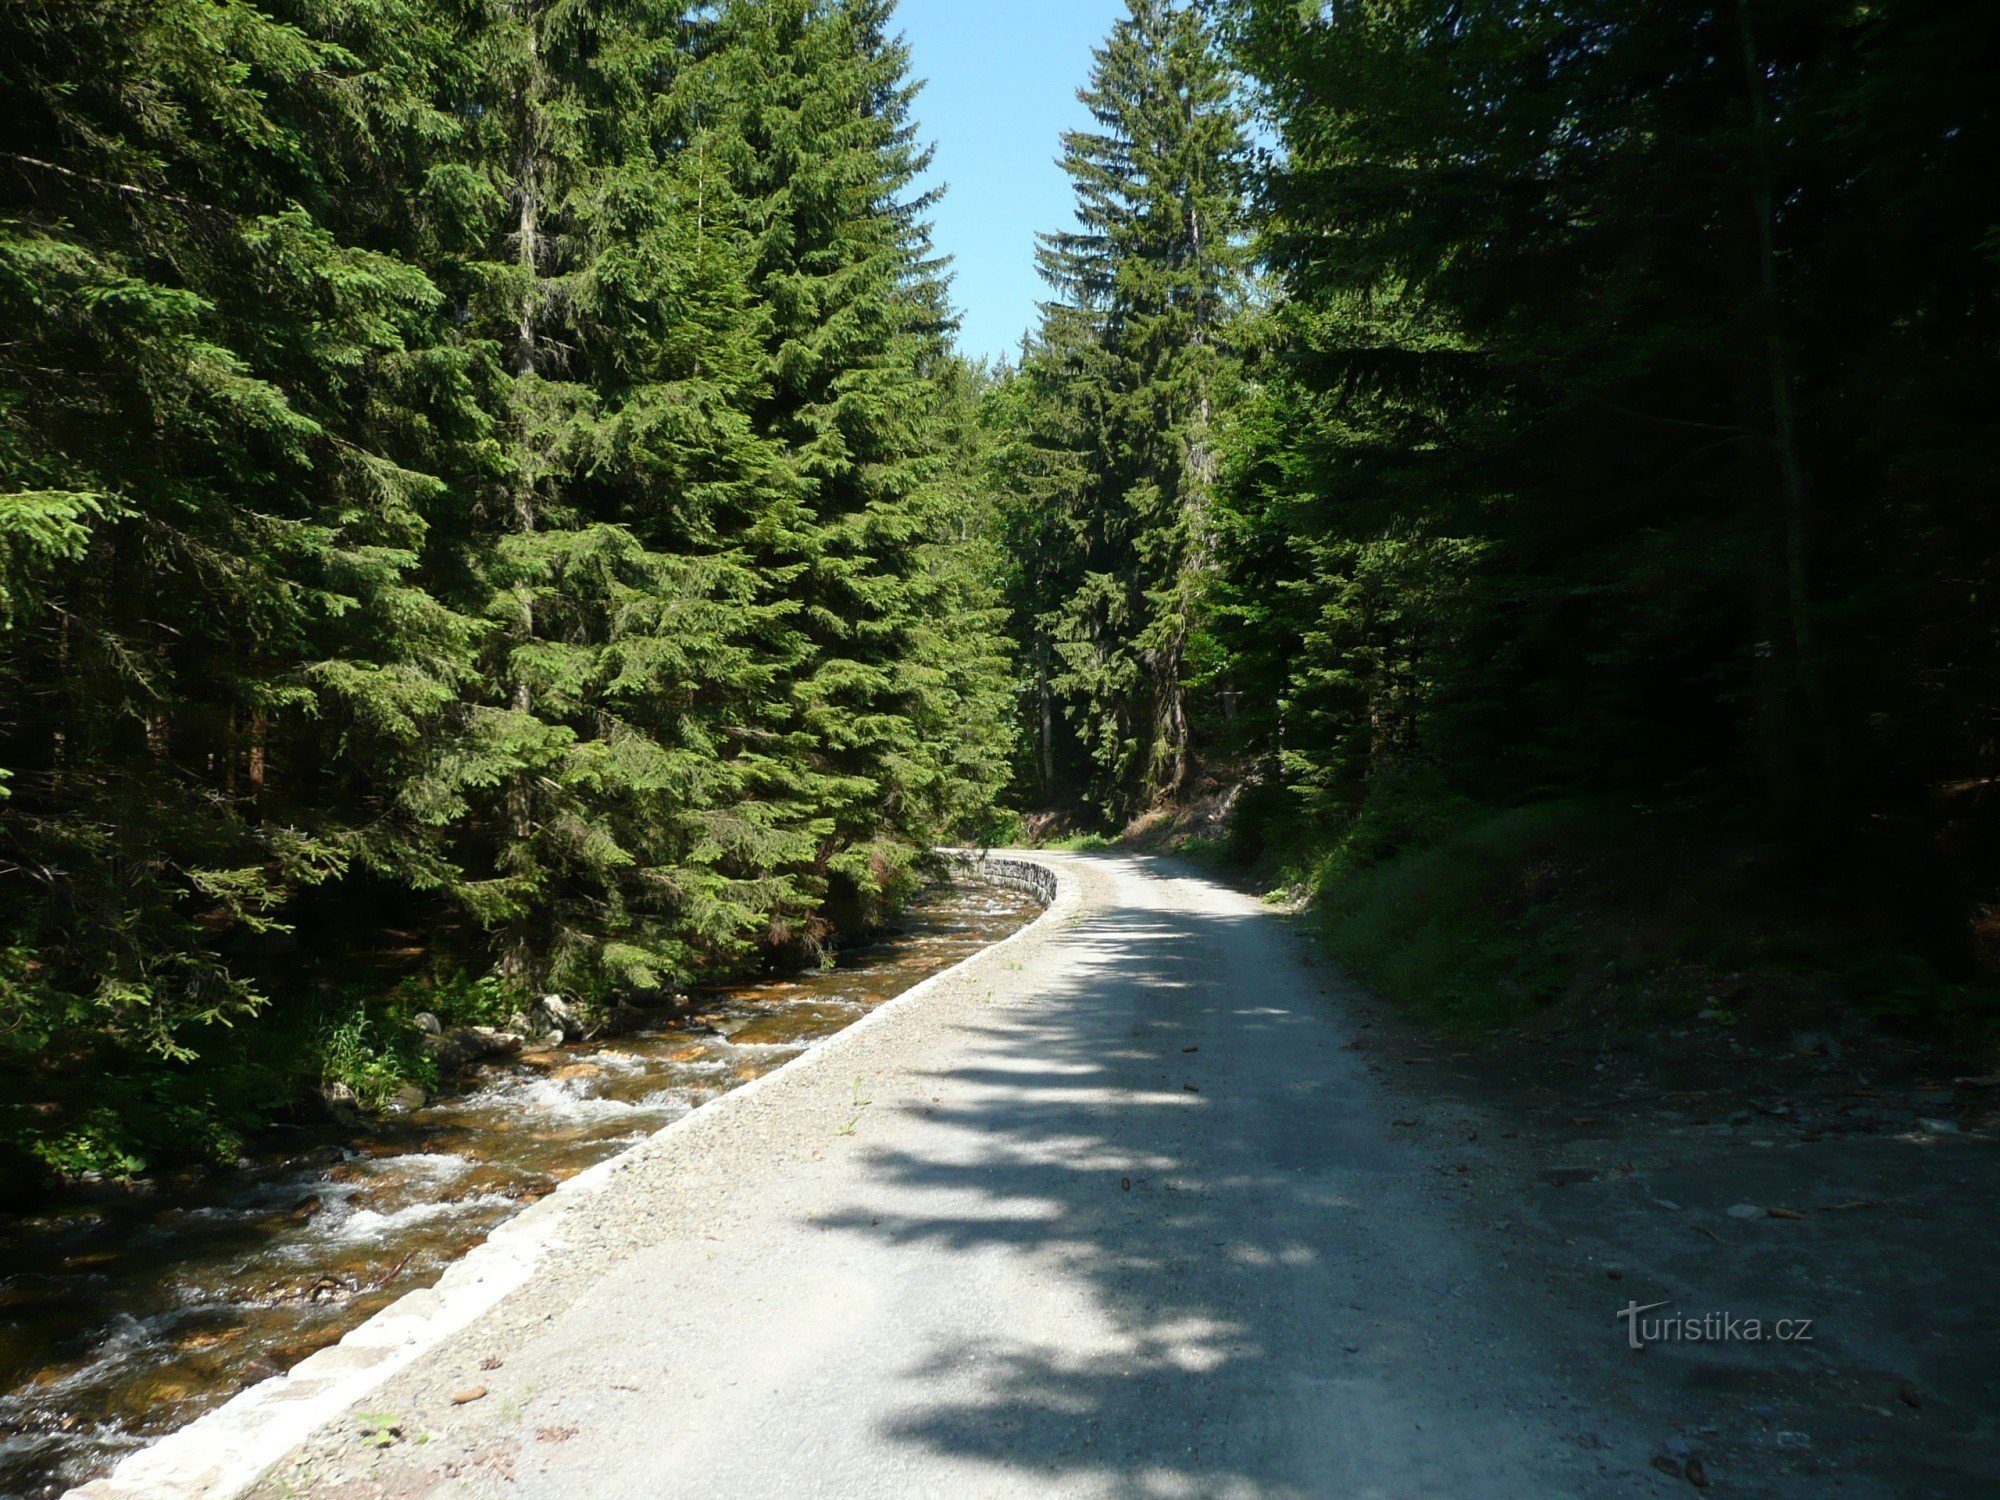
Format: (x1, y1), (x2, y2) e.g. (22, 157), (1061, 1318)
(811, 870), (1625, 1498)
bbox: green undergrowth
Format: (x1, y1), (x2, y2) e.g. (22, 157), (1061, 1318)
(1301, 796), (1605, 1028)
(0, 867), (972, 1200)
(4, 970), (562, 1193)
(3, 981), (441, 1194)
(1193, 783), (2000, 1049)
(1039, 831), (1119, 853)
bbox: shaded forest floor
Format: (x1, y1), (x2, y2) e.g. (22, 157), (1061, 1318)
(1331, 975), (2000, 1495)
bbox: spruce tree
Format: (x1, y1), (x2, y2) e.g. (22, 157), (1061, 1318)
(0, 0), (494, 1157)
(0, 0), (1012, 1179)
(424, 0), (817, 998)
(1018, 0), (1250, 818)
(696, 0), (1007, 928)
(1208, 0), (2000, 1016)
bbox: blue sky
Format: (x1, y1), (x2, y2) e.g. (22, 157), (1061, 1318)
(895, 0), (1127, 365)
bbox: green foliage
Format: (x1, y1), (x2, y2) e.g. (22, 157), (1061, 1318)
(313, 996), (434, 1108)
(0, 0), (1015, 1185)
(1225, 0), (2000, 827)
(408, 968), (513, 1030)
(1183, 0), (2000, 1030)
(991, 0), (1252, 820)
(1041, 832), (1118, 853)
(1307, 799), (1602, 1029)
(981, 0), (2000, 1037)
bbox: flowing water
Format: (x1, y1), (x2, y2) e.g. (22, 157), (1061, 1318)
(0, 877), (1040, 1498)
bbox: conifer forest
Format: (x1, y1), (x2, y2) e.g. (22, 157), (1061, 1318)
(5, 0), (1998, 1193)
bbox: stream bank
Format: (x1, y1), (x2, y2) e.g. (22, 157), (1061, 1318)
(1, 871), (1043, 1499)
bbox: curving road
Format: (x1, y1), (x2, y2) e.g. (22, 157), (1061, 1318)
(89, 853), (1664, 1499)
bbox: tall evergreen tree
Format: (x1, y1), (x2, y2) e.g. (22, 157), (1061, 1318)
(0, 0), (1016, 1179)
(1008, 0), (1250, 818)
(1222, 0), (2000, 827)
(698, 0), (1008, 930)
(1210, 0), (2000, 1012)
(0, 0), (492, 1105)
(425, 0), (811, 998)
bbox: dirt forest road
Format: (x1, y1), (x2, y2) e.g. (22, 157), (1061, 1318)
(81, 853), (1989, 1499)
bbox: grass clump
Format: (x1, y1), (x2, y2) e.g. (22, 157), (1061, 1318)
(1254, 780), (2000, 1048)
(1306, 797), (1602, 1028)
(1042, 831), (1118, 852)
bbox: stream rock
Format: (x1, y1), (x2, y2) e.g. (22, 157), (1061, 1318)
(427, 1026), (523, 1075)
(592, 1002), (654, 1040)
(530, 994), (584, 1041)
(387, 1083), (428, 1112)
(316, 1083), (364, 1128)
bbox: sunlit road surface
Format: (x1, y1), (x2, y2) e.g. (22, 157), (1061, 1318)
(131, 852), (1662, 1499)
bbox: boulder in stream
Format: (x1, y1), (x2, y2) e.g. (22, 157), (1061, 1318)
(530, 993), (584, 1041)
(427, 1025), (523, 1075)
(592, 1002), (654, 1040)
(316, 1082), (365, 1128)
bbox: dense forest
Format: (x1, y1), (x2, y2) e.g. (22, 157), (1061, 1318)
(993, 1), (2000, 1028)
(0, 0), (1013, 1188)
(4, 0), (1998, 1192)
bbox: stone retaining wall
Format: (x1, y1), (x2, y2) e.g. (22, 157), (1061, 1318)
(942, 850), (1059, 908)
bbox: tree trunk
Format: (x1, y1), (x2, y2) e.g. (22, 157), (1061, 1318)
(51, 612), (68, 791)
(247, 711), (266, 801)
(1038, 638), (1056, 802)
(502, 1), (543, 987)
(1735, 0), (1833, 819)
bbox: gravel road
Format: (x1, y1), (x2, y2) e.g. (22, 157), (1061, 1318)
(167, 850), (1695, 1499)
